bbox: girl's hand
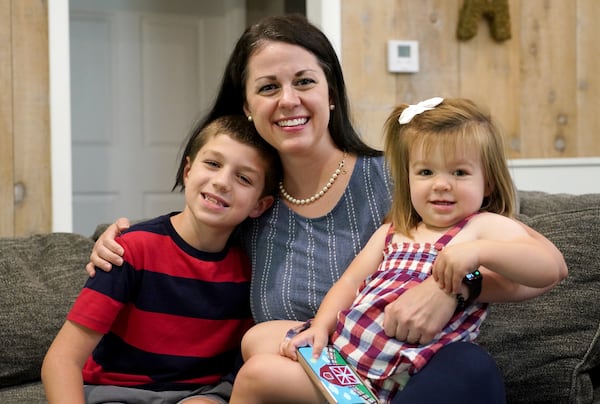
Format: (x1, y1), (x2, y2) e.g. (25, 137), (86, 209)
(85, 218), (131, 277)
(279, 326), (329, 361)
(432, 241), (481, 294)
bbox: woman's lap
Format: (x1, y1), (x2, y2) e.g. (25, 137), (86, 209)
(241, 320), (303, 358)
(391, 342), (506, 404)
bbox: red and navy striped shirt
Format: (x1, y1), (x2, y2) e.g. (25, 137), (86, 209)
(68, 213), (254, 390)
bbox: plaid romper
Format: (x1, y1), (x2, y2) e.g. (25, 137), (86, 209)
(331, 215), (488, 403)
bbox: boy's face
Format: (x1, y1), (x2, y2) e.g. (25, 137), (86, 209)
(183, 134), (273, 231)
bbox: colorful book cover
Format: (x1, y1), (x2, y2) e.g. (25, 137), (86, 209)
(297, 345), (379, 404)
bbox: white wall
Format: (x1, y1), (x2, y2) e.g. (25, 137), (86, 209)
(509, 157), (600, 195)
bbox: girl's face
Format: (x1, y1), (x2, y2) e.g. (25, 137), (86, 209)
(408, 141), (490, 231)
(182, 134), (272, 232)
(243, 41), (333, 157)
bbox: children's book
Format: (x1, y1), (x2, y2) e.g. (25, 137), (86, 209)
(297, 345), (379, 404)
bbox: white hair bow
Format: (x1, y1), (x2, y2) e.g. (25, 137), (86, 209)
(398, 97), (444, 124)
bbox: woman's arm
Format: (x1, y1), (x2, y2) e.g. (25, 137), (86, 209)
(41, 321), (102, 404)
(382, 277), (457, 344)
(85, 218), (131, 276)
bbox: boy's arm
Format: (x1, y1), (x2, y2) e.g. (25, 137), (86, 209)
(42, 320), (102, 404)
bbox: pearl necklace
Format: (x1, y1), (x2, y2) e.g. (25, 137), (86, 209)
(279, 154), (347, 205)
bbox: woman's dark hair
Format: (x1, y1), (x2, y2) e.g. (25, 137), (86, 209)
(174, 13), (380, 190)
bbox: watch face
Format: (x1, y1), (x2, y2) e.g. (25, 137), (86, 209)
(465, 269), (482, 282)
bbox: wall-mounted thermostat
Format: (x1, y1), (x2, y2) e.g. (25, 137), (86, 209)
(387, 40), (419, 73)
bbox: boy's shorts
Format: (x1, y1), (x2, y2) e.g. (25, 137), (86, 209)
(84, 380), (232, 404)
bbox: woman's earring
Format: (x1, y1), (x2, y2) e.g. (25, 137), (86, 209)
(247, 115), (253, 122)
(329, 104), (335, 111)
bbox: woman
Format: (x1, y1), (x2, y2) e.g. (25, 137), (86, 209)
(88, 14), (566, 403)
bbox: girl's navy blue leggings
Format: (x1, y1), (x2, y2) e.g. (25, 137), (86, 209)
(392, 342), (506, 404)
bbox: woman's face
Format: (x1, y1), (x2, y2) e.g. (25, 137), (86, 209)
(243, 41), (332, 157)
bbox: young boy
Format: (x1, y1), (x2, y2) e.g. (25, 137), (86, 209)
(41, 115), (280, 404)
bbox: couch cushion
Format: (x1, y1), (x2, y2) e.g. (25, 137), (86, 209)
(518, 190), (600, 217)
(0, 233), (93, 388)
(0, 381), (46, 403)
(478, 207), (600, 404)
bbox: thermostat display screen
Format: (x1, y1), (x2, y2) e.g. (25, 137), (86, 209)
(398, 45), (411, 58)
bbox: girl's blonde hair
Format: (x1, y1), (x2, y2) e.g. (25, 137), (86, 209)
(383, 98), (516, 237)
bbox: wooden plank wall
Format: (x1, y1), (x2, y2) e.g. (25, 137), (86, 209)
(0, 0), (14, 235)
(341, 0), (600, 158)
(0, 0), (51, 237)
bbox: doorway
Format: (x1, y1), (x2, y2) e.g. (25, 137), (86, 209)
(50, 0), (338, 234)
(69, 0), (246, 236)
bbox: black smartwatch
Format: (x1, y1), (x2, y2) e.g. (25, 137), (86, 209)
(456, 269), (482, 310)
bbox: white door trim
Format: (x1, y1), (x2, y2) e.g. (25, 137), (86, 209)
(49, 0), (73, 232)
(306, 0), (341, 61)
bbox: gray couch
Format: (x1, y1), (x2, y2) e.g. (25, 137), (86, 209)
(0, 191), (598, 403)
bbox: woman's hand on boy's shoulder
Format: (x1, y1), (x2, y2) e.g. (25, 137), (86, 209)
(86, 218), (131, 276)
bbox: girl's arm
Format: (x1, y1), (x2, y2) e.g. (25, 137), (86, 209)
(433, 213), (566, 294)
(476, 221), (567, 302)
(281, 224), (389, 360)
(41, 321), (102, 404)
(521, 220), (568, 281)
(385, 218), (567, 344)
(86, 218), (131, 276)
(477, 270), (557, 302)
